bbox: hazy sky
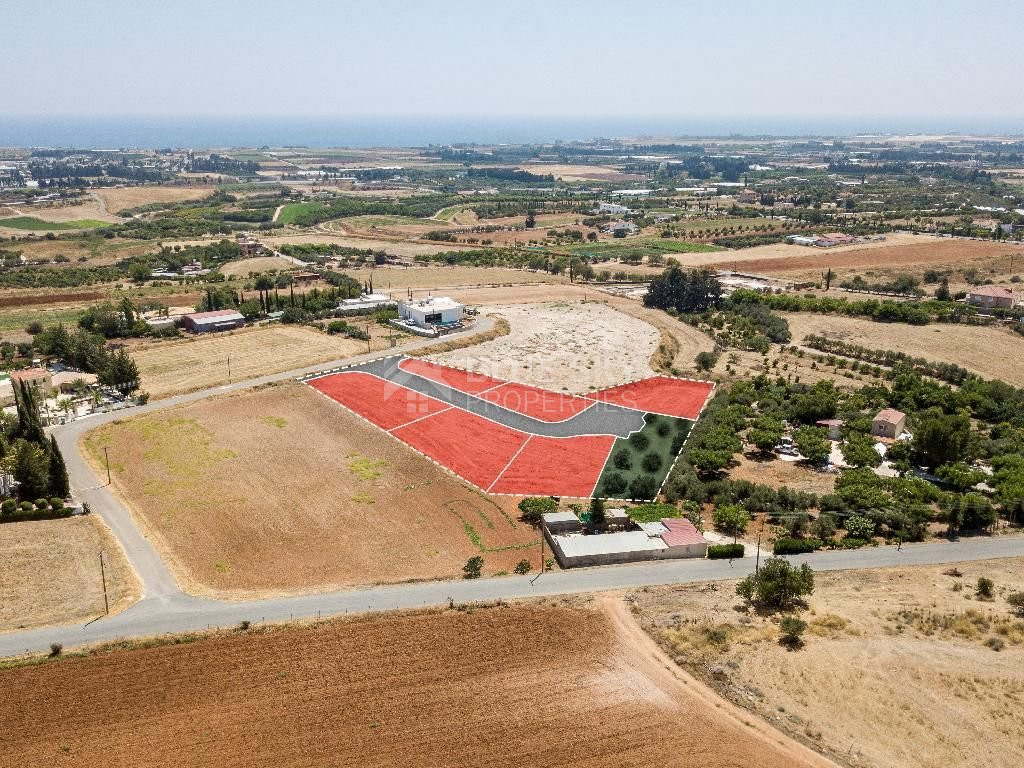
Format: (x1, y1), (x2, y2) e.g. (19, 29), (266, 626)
(3, 0), (1018, 120)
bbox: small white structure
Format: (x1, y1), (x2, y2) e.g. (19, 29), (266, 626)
(338, 293), (395, 312)
(595, 201), (631, 215)
(397, 296), (463, 330)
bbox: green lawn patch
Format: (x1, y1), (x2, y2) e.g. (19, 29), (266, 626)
(276, 202), (326, 225)
(594, 414), (691, 500)
(0, 217), (110, 231)
(625, 502), (682, 524)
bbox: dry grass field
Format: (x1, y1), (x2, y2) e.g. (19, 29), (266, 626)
(0, 600), (830, 768)
(256, 232), (480, 258)
(0, 198), (121, 226)
(345, 263), (563, 291)
(430, 300), (660, 392)
(81, 382), (539, 596)
(519, 163), (645, 182)
(728, 453), (837, 495)
(218, 255), (297, 276)
(0, 516), (137, 633)
(633, 558), (1024, 768)
(130, 325), (367, 399)
(95, 185), (216, 213)
(786, 312), (1024, 385)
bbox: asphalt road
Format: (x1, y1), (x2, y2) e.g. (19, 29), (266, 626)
(2, 535), (1022, 658)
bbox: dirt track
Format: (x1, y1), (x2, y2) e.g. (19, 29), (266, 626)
(0, 600), (830, 768)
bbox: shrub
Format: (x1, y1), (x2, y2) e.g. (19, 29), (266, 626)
(844, 515), (876, 540)
(629, 432), (650, 451)
(712, 504), (750, 536)
(602, 472), (627, 495)
(695, 350), (719, 371)
(513, 559), (531, 575)
(49, 497), (65, 510)
(1007, 592), (1024, 615)
(49, 643), (62, 657)
(463, 556), (484, 579)
(656, 421), (671, 437)
(613, 448), (633, 470)
(629, 474), (659, 500)
(984, 636), (1005, 652)
(779, 616), (808, 648)
(641, 452), (663, 473)
(736, 557), (815, 610)
(1, 499), (16, 517)
(34, 498), (49, 510)
(19, 501), (33, 512)
(707, 543), (744, 559)
(976, 577), (995, 600)
(238, 620), (251, 631)
(518, 496), (557, 524)
(773, 537), (820, 555)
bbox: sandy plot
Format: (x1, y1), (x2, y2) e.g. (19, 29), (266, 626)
(519, 163), (646, 182)
(786, 312), (1024, 385)
(634, 558), (1024, 768)
(344, 264), (565, 291)
(218, 256), (297, 276)
(0, 199), (121, 225)
(81, 383), (538, 596)
(95, 186), (216, 213)
(131, 325), (366, 399)
(430, 301), (660, 393)
(0, 516), (137, 633)
(0, 601), (828, 768)
(259, 232), (479, 258)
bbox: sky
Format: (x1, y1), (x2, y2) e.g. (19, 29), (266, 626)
(2, 0), (1020, 125)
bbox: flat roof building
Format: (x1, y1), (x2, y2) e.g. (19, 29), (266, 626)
(397, 296), (463, 332)
(182, 309), (246, 333)
(546, 516), (708, 568)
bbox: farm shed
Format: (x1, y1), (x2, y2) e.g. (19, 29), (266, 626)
(182, 309), (246, 333)
(542, 511), (582, 535)
(871, 408), (906, 440)
(546, 517), (708, 568)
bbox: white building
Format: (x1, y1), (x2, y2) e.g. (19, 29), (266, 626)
(338, 293), (395, 312)
(397, 296), (463, 330)
(595, 201), (632, 215)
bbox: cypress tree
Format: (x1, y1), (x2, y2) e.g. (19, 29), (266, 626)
(48, 434), (70, 499)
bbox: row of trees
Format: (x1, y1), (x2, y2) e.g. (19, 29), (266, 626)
(1, 380), (70, 507)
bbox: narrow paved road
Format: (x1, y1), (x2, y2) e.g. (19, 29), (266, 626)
(2, 535), (1021, 658)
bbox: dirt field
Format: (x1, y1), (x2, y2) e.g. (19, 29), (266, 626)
(695, 235), (1024, 283)
(729, 453), (837, 495)
(430, 301), (660, 392)
(633, 557), (1024, 768)
(130, 325), (368, 399)
(81, 382), (539, 596)
(345, 264), (564, 291)
(0, 516), (137, 633)
(787, 312), (1024, 385)
(95, 185), (216, 213)
(0, 600), (829, 768)
(0, 198), (121, 226)
(218, 255), (297, 276)
(262, 232), (478, 258)
(519, 163), (645, 182)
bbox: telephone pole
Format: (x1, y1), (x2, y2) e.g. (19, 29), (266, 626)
(104, 447), (111, 485)
(99, 551), (109, 615)
(227, 353), (232, 384)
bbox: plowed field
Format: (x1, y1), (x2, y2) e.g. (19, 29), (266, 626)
(0, 601), (829, 768)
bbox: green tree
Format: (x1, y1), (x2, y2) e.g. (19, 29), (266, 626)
(912, 410), (971, 469)
(935, 277), (951, 301)
(713, 504), (750, 536)
(793, 426), (830, 466)
(935, 462), (985, 492)
(462, 556), (484, 579)
(513, 559), (531, 575)
(736, 558), (815, 610)
(47, 434), (70, 499)
(100, 349), (141, 397)
(517, 496), (557, 524)
(841, 433), (882, 468)
(976, 576), (994, 600)
(10, 439), (50, 501)
(748, 415), (784, 455)
(14, 380), (45, 444)
(844, 515), (876, 540)
(589, 497), (605, 527)
(779, 615), (808, 647)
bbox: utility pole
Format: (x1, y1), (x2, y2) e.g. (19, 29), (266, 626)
(227, 353), (232, 384)
(104, 447), (111, 485)
(755, 518), (765, 573)
(99, 551), (109, 615)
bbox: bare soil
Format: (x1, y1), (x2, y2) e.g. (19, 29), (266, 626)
(95, 186), (216, 213)
(729, 452), (837, 495)
(130, 325), (367, 399)
(632, 557), (1024, 768)
(80, 382), (539, 597)
(0, 599), (830, 768)
(787, 312), (1024, 385)
(430, 300), (660, 393)
(218, 256), (298, 276)
(0, 516), (137, 632)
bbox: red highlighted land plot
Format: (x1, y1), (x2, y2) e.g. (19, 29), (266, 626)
(489, 435), (615, 497)
(393, 407), (530, 490)
(481, 382), (593, 423)
(585, 376), (714, 420)
(397, 358), (504, 395)
(309, 372), (450, 431)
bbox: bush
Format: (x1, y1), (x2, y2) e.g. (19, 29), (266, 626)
(976, 576), (995, 600)
(844, 515), (876, 540)
(779, 615), (808, 648)
(656, 421), (671, 437)
(463, 556), (484, 579)
(513, 559), (531, 575)
(629, 432), (650, 451)
(1006, 592), (1024, 615)
(34, 498), (49, 510)
(602, 472), (628, 495)
(695, 350), (719, 371)
(985, 636), (1005, 652)
(712, 504), (750, 536)
(707, 543), (744, 559)
(641, 452), (663, 473)
(1, 499), (16, 516)
(772, 537), (820, 555)
(613, 448), (633, 470)
(49, 497), (65, 509)
(19, 501), (33, 512)
(518, 496), (557, 524)
(49, 643), (62, 657)
(736, 557), (815, 610)
(629, 474), (659, 500)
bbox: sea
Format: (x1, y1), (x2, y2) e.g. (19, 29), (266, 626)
(1, 115), (1023, 150)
